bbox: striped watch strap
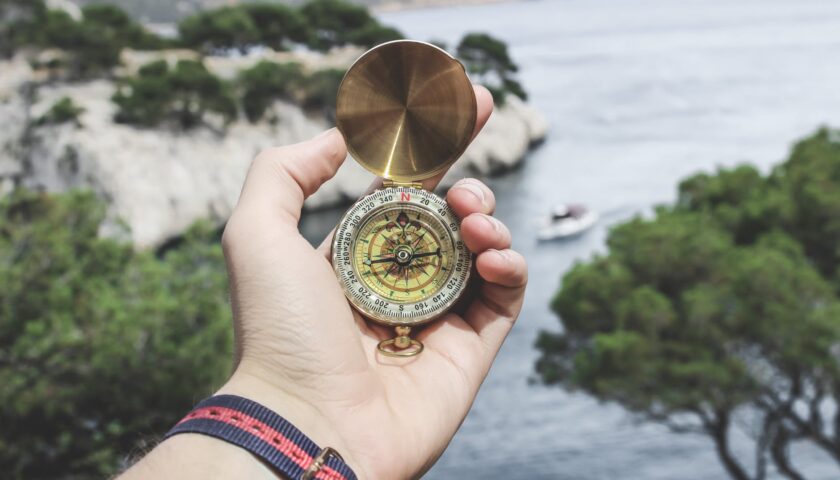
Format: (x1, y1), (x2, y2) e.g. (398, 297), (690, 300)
(165, 395), (356, 480)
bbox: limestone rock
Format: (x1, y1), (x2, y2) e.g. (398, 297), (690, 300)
(305, 94), (548, 209)
(0, 55), (546, 248)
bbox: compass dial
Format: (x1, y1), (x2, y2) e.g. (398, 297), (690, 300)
(355, 207), (448, 302)
(332, 187), (472, 326)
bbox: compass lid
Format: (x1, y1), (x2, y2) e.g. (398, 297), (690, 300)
(336, 40), (477, 183)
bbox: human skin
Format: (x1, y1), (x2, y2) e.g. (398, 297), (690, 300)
(119, 86), (527, 480)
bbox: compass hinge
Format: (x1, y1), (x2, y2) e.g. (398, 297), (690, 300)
(382, 179), (423, 189)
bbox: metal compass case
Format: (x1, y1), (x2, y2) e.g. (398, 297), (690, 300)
(330, 40), (476, 357)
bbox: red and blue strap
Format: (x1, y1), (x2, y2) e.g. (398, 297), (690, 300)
(166, 395), (357, 480)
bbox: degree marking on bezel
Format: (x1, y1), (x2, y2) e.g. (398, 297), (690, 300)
(331, 187), (472, 326)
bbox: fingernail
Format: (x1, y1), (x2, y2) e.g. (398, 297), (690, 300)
(454, 178), (485, 205)
(482, 214), (501, 232)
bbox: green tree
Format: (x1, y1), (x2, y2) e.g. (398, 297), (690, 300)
(778, 130), (840, 280)
(0, 0), (47, 57)
(177, 6), (259, 53)
(80, 4), (168, 50)
(536, 128), (840, 480)
(113, 59), (237, 130)
(37, 9), (123, 77)
(238, 61), (304, 122)
(0, 189), (232, 479)
(35, 96), (85, 127)
(456, 32), (527, 104)
(178, 3), (313, 53)
(301, 0), (402, 51)
(242, 3), (309, 49)
(301, 68), (346, 120)
(2, 2), (165, 72)
(345, 22), (403, 48)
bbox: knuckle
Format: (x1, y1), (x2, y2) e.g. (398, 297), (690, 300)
(252, 148), (281, 170)
(221, 214), (244, 253)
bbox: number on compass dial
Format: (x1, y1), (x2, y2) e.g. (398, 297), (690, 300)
(353, 207), (451, 303)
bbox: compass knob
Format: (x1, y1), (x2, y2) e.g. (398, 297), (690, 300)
(394, 246), (413, 265)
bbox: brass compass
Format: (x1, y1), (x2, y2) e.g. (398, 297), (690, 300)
(331, 40), (476, 357)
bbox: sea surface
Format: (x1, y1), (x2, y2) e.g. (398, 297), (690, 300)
(301, 0), (840, 477)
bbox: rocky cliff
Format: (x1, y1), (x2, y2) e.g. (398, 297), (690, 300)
(0, 51), (546, 248)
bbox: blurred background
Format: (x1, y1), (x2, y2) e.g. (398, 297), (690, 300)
(2, 0), (840, 479)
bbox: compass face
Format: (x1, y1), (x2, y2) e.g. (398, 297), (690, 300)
(332, 187), (472, 326)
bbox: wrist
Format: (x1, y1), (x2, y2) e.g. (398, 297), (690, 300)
(217, 367), (364, 479)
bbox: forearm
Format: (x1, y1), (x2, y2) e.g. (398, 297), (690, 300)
(118, 369), (359, 480)
(119, 432), (278, 480)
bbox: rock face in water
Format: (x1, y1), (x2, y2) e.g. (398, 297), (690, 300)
(0, 55), (546, 248)
(307, 94), (546, 208)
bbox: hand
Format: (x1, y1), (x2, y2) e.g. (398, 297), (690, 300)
(218, 85), (527, 479)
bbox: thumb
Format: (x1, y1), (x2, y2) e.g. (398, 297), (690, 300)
(233, 128), (347, 226)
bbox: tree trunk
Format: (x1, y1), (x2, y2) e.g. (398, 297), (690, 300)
(710, 413), (753, 480)
(770, 428), (806, 480)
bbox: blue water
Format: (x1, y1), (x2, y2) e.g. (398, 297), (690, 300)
(304, 0), (840, 477)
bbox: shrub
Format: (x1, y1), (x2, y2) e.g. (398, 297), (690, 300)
(457, 32), (527, 104)
(113, 60), (237, 130)
(80, 4), (168, 50)
(0, 189), (232, 479)
(112, 61), (170, 126)
(178, 3), (315, 53)
(238, 61), (305, 122)
(35, 96), (84, 127)
(301, 0), (402, 52)
(177, 6), (260, 53)
(0, 0), (47, 57)
(2, 2), (166, 73)
(346, 23), (403, 48)
(242, 3), (309, 49)
(301, 68), (346, 118)
(38, 9), (123, 77)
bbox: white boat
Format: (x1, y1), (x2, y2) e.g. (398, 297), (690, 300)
(538, 204), (599, 240)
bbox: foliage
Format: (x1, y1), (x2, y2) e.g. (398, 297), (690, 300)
(0, 189), (232, 479)
(177, 6), (260, 53)
(238, 61), (305, 122)
(113, 60), (237, 130)
(177, 0), (404, 53)
(301, 0), (402, 51)
(1, 1), (166, 74)
(242, 3), (309, 49)
(536, 128), (840, 480)
(37, 9), (124, 77)
(237, 62), (346, 122)
(79, 4), (168, 50)
(345, 23), (403, 49)
(457, 32), (527, 104)
(301, 68), (346, 118)
(0, 0), (47, 57)
(35, 96), (85, 127)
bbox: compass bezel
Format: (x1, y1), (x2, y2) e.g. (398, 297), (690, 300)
(331, 187), (473, 326)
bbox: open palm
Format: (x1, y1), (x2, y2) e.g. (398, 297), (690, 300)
(218, 87), (527, 479)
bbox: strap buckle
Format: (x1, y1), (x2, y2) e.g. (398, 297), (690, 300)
(301, 446), (344, 480)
